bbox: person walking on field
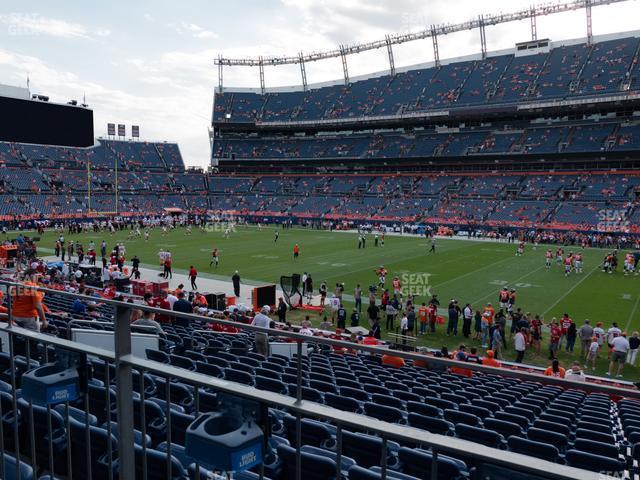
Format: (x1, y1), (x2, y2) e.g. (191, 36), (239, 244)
(189, 265), (198, 291)
(232, 271), (241, 297)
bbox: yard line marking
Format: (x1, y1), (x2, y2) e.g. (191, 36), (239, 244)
(431, 255), (519, 290)
(625, 294), (640, 332)
(542, 264), (600, 316)
(470, 264), (546, 307)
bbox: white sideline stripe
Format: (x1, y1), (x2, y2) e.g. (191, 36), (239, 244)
(542, 264), (600, 316)
(625, 294), (640, 332)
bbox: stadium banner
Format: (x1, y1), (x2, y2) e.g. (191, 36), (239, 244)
(107, 123), (115, 136)
(117, 124), (125, 137)
(132, 125), (140, 138)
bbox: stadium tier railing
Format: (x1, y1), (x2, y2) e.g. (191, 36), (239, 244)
(0, 280), (635, 480)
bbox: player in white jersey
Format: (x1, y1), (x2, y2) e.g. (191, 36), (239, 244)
(185, 225), (192, 235)
(144, 229), (150, 242)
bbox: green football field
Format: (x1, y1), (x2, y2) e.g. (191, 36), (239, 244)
(27, 224), (640, 380)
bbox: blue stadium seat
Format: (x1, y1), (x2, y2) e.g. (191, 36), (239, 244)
(341, 430), (397, 468)
(364, 402), (405, 424)
(324, 392), (361, 413)
(283, 415), (335, 448)
(575, 427), (616, 445)
(444, 409), (481, 427)
(398, 447), (469, 480)
(223, 368), (254, 386)
(68, 416), (118, 480)
(340, 386), (370, 402)
(372, 393), (404, 410)
(573, 438), (620, 460)
(276, 443), (337, 480)
(565, 449), (625, 476)
(455, 424), (505, 449)
(255, 375), (288, 395)
(2, 453), (34, 480)
(484, 418), (525, 439)
(348, 464), (420, 480)
(527, 427), (568, 452)
(507, 436), (561, 463)
(406, 401), (443, 418)
(408, 413), (454, 436)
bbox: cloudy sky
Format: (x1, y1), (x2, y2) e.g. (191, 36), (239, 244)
(0, 0), (638, 167)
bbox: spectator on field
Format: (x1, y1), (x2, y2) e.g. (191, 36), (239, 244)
(608, 331), (630, 378)
(628, 331), (640, 366)
(548, 318), (561, 360)
(585, 336), (599, 371)
(578, 320), (594, 360)
(566, 321), (577, 353)
(491, 325), (503, 359)
(514, 328), (526, 363)
(544, 359), (565, 378)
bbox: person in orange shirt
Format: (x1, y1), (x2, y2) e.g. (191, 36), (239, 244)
(11, 273), (47, 331)
(481, 350), (501, 368)
(293, 244), (300, 261)
(482, 303), (495, 325)
(544, 359), (566, 378)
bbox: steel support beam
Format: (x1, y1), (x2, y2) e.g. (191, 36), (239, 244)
(217, 55), (223, 93)
(258, 57), (265, 94)
(431, 26), (440, 67)
(299, 52), (308, 90)
(530, 6), (538, 41)
(385, 34), (396, 75)
(586, 0), (593, 45)
(479, 15), (487, 59)
(340, 45), (349, 85)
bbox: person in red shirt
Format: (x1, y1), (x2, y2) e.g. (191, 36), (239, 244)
(153, 291), (172, 324)
(427, 303), (438, 333)
(560, 313), (573, 349)
(293, 244), (300, 261)
(549, 319), (562, 360)
(189, 265), (198, 290)
(164, 257), (172, 279)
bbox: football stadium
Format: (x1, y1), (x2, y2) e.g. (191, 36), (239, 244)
(3, 0), (640, 478)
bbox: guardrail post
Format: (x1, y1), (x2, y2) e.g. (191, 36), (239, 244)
(114, 303), (135, 480)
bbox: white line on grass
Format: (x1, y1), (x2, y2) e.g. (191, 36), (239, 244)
(431, 255), (519, 290)
(469, 264), (546, 307)
(541, 264), (600, 317)
(625, 294), (640, 332)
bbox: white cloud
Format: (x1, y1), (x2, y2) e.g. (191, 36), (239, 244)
(0, 13), (111, 40)
(169, 21), (218, 40)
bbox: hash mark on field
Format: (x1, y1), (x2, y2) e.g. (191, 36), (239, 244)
(542, 264), (599, 316)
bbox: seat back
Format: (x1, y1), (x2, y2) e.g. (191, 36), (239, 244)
(276, 444), (337, 480)
(507, 435), (560, 463)
(565, 449), (624, 475)
(455, 424), (504, 449)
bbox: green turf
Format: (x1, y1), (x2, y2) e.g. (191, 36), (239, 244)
(25, 224), (640, 380)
